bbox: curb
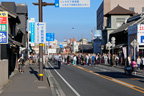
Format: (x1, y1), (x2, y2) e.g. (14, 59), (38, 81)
(44, 62), (66, 96)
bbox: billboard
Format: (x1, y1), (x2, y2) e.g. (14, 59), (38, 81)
(0, 12), (8, 44)
(94, 30), (101, 39)
(55, 0), (90, 8)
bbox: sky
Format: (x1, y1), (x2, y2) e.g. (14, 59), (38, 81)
(1, 0), (102, 42)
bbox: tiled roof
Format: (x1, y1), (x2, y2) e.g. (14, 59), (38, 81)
(105, 5), (135, 17)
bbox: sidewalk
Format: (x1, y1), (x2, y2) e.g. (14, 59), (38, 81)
(0, 64), (52, 96)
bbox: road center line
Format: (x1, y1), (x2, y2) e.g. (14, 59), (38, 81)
(48, 62), (81, 96)
(73, 65), (144, 94)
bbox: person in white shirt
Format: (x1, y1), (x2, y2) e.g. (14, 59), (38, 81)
(73, 55), (77, 65)
(137, 56), (141, 70)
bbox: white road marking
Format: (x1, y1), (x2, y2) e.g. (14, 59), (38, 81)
(94, 67), (110, 72)
(48, 62), (81, 96)
(38, 86), (47, 89)
(112, 79), (134, 88)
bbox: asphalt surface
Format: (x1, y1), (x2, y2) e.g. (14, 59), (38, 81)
(46, 61), (144, 96)
(1, 64), (52, 96)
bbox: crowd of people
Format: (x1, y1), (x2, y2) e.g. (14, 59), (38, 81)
(17, 52), (144, 75)
(48, 53), (144, 75)
(48, 53), (122, 68)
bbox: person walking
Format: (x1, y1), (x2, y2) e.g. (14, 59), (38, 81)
(104, 54), (108, 64)
(18, 57), (24, 73)
(137, 56), (141, 70)
(86, 54), (89, 65)
(73, 55), (77, 65)
(67, 54), (70, 65)
(58, 56), (62, 69)
(92, 54), (95, 66)
(95, 55), (98, 65)
(141, 57), (144, 73)
(131, 59), (137, 75)
(115, 55), (119, 66)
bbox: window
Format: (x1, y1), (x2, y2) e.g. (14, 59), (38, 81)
(129, 7), (135, 12)
(142, 7), (144, 13)
(116, 18), (125, 21)
(107, 17), (111, 28)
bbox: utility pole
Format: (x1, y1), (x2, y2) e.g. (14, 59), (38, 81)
(72, 27), (75, 53)
(33, 0), (55, 81)
(81, 34), (83, 53)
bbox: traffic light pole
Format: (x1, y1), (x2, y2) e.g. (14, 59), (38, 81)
(33, 0), (55, 81)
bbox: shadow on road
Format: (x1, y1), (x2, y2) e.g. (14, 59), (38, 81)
(96, 71), (144, 79)
(29, 67), (39, 80)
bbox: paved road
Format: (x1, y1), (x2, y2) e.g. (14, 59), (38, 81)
(46, 61), (144, 96)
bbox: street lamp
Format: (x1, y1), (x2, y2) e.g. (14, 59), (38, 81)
(72, 27), (75, 53)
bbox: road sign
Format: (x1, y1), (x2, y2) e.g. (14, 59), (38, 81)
(31, 22), (35, 43)
(46, 33), (55, 41)
(131, 39), (139, 47)
(60, 45), (63, 48)
(55, 0), (90, 8)
(131, 39), (139, 60)
(0, 12), (8, 44)
(35, 22), (46, 43)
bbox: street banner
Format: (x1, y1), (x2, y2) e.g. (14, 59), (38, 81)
(0, 12), (8, 44)
(55, 0), (90, 8)
(31, 22), (35, 43)
(122, 47), (127, 59)
(35, 22), (46, 43)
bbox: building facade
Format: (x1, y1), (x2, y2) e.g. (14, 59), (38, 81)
(102, 5), (134, 45)
(97, 0), (144, 30)
(0, 2), (28, 88)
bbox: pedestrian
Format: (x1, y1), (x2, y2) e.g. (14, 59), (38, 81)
(104, 54), (108, 64)
(92, 54), (95, 66)
(67, 54), (70, 65)
(29, 53), (33, 65)
(58, 56), (62, 69)
(131, 59), (137, 75)
(128, 55), (131, 65)
(141, 57), (144, 73)
(18, 57), (24, 73)
(73, 55), (77, 65)
(115, 55), (119, 66)
(137, 56), (141, 70)
(95, 55), (98, 65)
(86, 54), (89, 65)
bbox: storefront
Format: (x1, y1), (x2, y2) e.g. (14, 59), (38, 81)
(128, 24), (144, 57)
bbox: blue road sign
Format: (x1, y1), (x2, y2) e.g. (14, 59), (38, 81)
(55, 0), (90, 8)
(31, 22), (35, 43)
(141, 36), (144, 43)
(0, 32), (7, 43)
(46, 33), (55, 41)
(55, 0), (59, 7)
(60, 45), (64, 48)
